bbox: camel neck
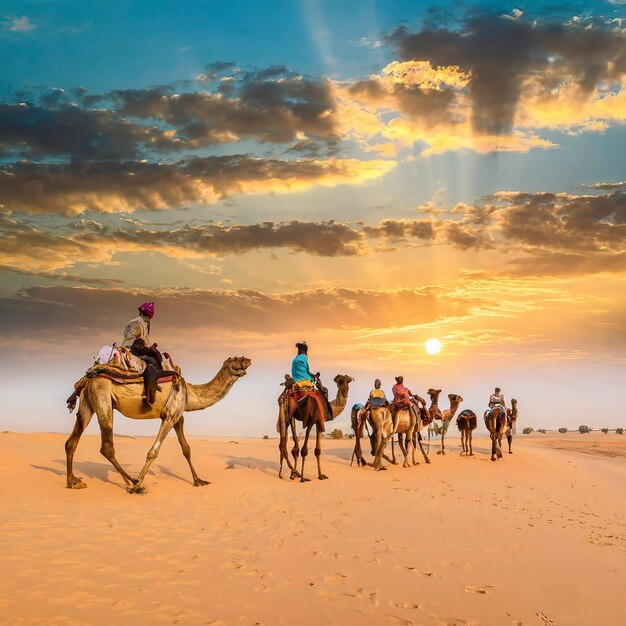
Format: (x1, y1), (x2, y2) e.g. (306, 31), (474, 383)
(185, 366), (237, 412)
(330, 385), (349, 418)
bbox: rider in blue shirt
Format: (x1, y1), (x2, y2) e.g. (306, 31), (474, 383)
(291, 342), (316, 389)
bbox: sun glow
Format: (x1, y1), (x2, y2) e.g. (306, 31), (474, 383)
(425, 338), (442, 355)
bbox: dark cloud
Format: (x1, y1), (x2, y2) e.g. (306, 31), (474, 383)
(349, 78), (457, 126)
(95, 69), (338, 146)
(0, 103), (180, 160)
(388, 15), (626, 135)
(0, 65), (339, 162)
(91, 220), (366, 257)
(0, 155), (386, 215)
(491, 191), (626, 253)
(0, 284), (475, 342)
(362, 218), (436, 240)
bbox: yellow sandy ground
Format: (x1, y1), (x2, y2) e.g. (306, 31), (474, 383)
(0, 431), (624, 626)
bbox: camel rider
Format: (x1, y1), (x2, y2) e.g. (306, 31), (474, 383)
(391, 376), (424, 418)
(367, 379), (388, 408)
(122, 302), (154, 348)
(289, 341), (332, 420)
(489, 387), (506, 409)
(121, 302), (173, 404)
(487, 387), (506, 419)
(291, 342), (317, 391)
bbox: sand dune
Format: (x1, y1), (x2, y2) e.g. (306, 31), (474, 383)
(0, 431), (624, 626)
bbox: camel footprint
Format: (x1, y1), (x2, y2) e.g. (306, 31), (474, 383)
(393, 601), (419, 609)
(536, 610), (556, 626)
(464, 584), (494, 594)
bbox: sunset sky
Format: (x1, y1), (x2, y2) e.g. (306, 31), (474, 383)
(1, 0), (625, 437)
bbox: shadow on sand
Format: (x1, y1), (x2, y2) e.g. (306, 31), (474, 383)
(155, 465), (190, 484)
(220, 455), (279, 475)
(32, 459), (130, 487)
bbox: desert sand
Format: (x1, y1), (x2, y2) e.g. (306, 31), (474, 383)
(0, 431), (624, 626)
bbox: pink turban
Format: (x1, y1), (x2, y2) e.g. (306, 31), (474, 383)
(139, 302), (155, 318)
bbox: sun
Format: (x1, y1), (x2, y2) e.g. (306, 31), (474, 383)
(425, 338), (442, 355)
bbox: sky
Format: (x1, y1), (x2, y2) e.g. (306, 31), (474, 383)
(1, 0), (625, 437)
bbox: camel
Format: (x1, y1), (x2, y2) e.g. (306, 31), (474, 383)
(426, 388), (444, 453)
(506, 399), (518, 454)
(456, 409), (477, 456)
(277, 375), (353, 482)
(390, 402), (430, 467)
(484, 405), (507, 461)
(438, 393), (464, 454)
(351, 403), (397, 470)
(65, 356), (251, 492)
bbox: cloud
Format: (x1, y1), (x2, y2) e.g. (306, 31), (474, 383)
(0, 284), (477, 345)
(87, 68), (339, 148)
(1, 186), (624, 277)
(4, 16), (36, 33)
(0, 156), (394, 216)
(387, 15), (626, 136)
(0, 103), (180, 160)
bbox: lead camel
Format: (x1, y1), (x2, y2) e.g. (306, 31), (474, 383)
(65, 356), (251, 492)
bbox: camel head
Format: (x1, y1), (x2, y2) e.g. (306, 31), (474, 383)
(224, 356), (252, 378)
(333, 374), (354, 391)
(427, 388), (442, 402)
(448, 393), (463, 404)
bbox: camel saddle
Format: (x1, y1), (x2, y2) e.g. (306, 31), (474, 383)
(66, 364), (179, 413)
(287, 389), (333, 430)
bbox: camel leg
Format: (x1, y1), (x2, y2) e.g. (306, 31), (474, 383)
(397, 434), (410, 468)
(299, 424), (314, 482)
(490, 433), (497, 461)
(277, 399), (300, 478)
(131, 417), (177, 492)
(374, 432), (394, 470)
(352, 415), (366, 467)
(507, 434), (513, 454)
(91, 394), (137, 488)
(277, 400), (296, 479)
(417, 432), (430, 464)
(65, 395), (94, 489)
(440, 421), (446, 455)
(315, 427), (328, 480)
(289, 416), (301, 480)
(469, 430), (474, 457)
(371, 426), (383, 468)
(173, 417), (209, 486)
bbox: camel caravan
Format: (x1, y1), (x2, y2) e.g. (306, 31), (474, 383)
(64, 313), (517, 491)
(348, 384), (518, 471)
(277, 343), (519, 482)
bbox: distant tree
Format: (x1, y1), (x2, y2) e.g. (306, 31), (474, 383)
(522, 427), (534, 435)
(601, 428), (609, 434)
(537, 428), (547, 434)
(616, 428), (624, 435)
(578, 425), (592, 434)
(263, 435), (269, 439)
(330, 428), (344, 439)
(558, 427), (568, 434)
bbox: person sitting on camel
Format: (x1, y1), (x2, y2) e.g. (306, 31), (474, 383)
(391, 375), (422, 419)
(289, 341), (333, 420)
(489, 386), (506, 409)
(486, 386), (507, 420)
(121, 301), (174, 405)
(367, 379), (388, 408)
(291, 341), (317, 391)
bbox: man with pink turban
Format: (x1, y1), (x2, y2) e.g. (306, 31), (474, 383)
(121, 302), (154, 348)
